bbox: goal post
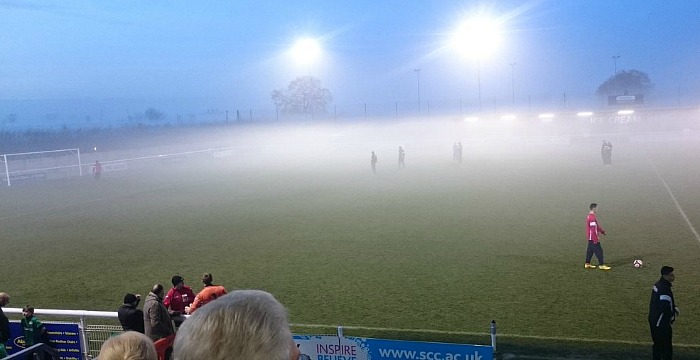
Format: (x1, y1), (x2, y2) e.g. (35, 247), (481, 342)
(2, 148), (83, 186)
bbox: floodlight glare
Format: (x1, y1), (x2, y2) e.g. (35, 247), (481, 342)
(290, 37), (321, 65)
(539, 113), (554, 122)
(501, 114), (516, 121)
(618, 109), (634, 115)
(464, 116), (479, 122)
(577, 112), (593, 117)
(452, 16), (502, 59)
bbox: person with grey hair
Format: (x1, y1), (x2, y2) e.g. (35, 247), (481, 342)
(173, 290), (300, 360)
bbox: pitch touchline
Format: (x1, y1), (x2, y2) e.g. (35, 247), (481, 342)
(649, 162), (700, 245)
(290, 323), (700, 348)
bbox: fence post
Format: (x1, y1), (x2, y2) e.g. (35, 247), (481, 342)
(80, 315), (91, 359)
(490, 320), (497, 354)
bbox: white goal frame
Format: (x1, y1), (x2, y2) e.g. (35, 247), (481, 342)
(2, 148), (83, 186)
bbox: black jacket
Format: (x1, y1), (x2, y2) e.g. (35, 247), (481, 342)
(118, 304), (145, 333)
(0, 307), (9, 343)
(648, 277), (677, 328)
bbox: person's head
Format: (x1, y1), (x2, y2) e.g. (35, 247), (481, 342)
(151, 284), (164, 297)
(22, 305), (34, 318)
(173, 290), (298, 360)
(589, 203), (597, 211)
(172, 275), (185, 289)
(661, 266), (675, 283)
(123, 293), (140, 306)
(201, 273), (213, 286)
(0, 292), (9, 307)
(98, 331), (157, 360)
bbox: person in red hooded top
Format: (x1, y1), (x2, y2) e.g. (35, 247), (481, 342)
(584, 203), (610, 270)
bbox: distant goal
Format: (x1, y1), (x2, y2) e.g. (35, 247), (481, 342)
(2, 148), (83, 186)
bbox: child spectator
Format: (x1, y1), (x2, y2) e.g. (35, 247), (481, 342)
(21, 305), (51, 357)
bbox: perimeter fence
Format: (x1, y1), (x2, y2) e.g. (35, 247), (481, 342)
(2, 307), (496, 360)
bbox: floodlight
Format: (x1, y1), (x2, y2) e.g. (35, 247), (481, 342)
(501, 114), (516, 121)
(539, 113), (554, 122)
(577, 112), (593, 117)
(464, 116), (479, 122)
(617, 109), (634, 115)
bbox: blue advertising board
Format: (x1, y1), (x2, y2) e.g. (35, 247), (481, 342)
(6, 322), (83, 360)
(293, 335), (492, 360)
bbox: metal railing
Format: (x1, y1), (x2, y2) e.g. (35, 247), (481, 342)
(3, 308), (121, 359)
(2, 342), (58, 360)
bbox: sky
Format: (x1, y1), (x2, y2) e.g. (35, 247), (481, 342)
(1, 0), (700, 128)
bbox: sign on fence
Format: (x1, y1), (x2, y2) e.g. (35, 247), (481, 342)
(6, 322), (83, 360)
(294, 335), (493, 360)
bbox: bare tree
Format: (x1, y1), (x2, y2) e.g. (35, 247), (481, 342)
(144, 108), (165, 122)
(271, 76), (332, 115)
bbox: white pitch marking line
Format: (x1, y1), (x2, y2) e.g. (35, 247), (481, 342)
(649, 162), (700, 245)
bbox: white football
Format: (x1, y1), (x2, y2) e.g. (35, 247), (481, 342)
(633, 259), (643, 268)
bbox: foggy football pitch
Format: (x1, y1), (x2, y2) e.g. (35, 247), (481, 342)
(2, 133), (699, 356)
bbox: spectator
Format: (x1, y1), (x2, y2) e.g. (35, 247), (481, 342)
(173, 290), (300, 360)
(21, 305), (51, 357)
(98, 331), (157, 360)
(185, 273), (227, 314)
(0, 292), (9, 359)
(143, 284), (175, 342)
(118, 293), (144, 333)
(163, 275), (194, 323)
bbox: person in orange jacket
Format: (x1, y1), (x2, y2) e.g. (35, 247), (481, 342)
(185, 273), (227, 314)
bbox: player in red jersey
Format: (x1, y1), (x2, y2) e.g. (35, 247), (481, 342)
(584, 203), (610, 270)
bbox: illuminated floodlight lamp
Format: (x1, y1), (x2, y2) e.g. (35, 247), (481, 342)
(618, 109), (634, 115)
(501, 114), (516, 121)
(290, 37), (321, 65)
(577, 111), (593, 117)
(538, 113), (554, 122)
(451, 15), (502, 59)
(464, 116), (479, 122)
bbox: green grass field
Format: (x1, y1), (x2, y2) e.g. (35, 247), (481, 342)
(2, 122), (699, 359)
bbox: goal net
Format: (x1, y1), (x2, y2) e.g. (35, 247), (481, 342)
(2, 148), (83, 186)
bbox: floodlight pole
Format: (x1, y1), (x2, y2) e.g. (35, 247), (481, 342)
(477, 60), (482, 113)
(414, 69), (421, 114)
(509, 62), (516, 106)
(612, 55), (620, 94)
(3, 154), (9, 186)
